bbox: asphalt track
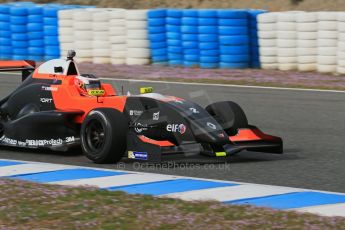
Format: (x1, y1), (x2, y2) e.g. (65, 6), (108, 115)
(1, 73), (345, 193)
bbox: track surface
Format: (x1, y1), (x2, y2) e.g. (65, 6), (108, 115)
(1, 74), (345, 193)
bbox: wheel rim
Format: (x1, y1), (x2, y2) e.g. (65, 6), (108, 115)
(85, 120), (105, 153)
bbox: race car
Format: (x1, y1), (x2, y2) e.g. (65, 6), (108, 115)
(0, 51), (283, 163)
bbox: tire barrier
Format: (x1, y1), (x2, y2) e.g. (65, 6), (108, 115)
(248, 10), (266, 68)
(0, 4), (11, 60)
(148, 9), (167, 65)
(109, 9), (126, 65)
(166, 9), (183, 66)
(338, 13), (345, 74)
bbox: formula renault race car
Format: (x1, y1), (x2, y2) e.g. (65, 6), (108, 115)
(0, 51), (283, 163)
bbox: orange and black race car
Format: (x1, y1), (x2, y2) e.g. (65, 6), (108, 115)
(0, 51), (283, 163)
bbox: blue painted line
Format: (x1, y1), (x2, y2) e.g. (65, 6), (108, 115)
(107, 178), (238, 196)
(10, 168), (128, 183)
(0, 160), (24, 167)
(228, 191), (345, 210)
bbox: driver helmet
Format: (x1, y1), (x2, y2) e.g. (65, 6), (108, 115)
(75, 74), (102, 96)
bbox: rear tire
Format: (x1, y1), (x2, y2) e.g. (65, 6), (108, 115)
(205, 101), (248, 136)
(81, 108), (128, 164)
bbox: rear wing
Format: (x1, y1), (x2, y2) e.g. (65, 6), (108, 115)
(0, 60), (36, 81)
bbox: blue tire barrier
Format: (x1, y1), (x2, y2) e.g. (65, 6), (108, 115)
(200, 56), (219, 63)
(10, 7), (28, 16)
(0, 38), (11, 45)
(198, 34), (218, 42)
(148, 18), (165, 27)
(184, 54), (199, 62)
(166, 32), (181, 40)
(169, 60), (183, 66)
(0, 14), (9, 21)
(167, 39), (182, 46)
(0, 22), (10, 30)
(166, 25), (180, 32)
(220, 45), (249, 55)
(45, 46), (60, 56)
(182, 17), (198, 26)
(183, 10), (198, 17)
(152, 62), (168, 66)
(44, 36), (59, 45)
(217, 10), (248, 19)
(182, 41), (198, 49)
(29, 39), (44, 47)
(218, 19), (248, 27)
(13, 55), (29, 60)
(181, 34), (198, 41)
(11, 33), (28, 41)
(181, 26), (198, 34)
(200, 62), (219, 68)
(149, 33), (166, 42)
(198, 18), (218, 26)
(250, 30), (258, 38)
(198, 26), (218, 34)
(12, 41), (28, 48)
(166, 17), (181, 25)
(251, 61), (261, 68)
(44, 26), (58, 36)
(0, 46), (12, 54)
(13, 48), (28, 55)
(198, 10), (217, 18)
(199, 42), (219, 50)
(220, 54), (250, 63)
(148, 26), (165, 34)
(28, 31), (44, 39)
(183, 61), (199, 67)
(167, 9), (183, 18)
(10, 25), (26, 33)
(220, 62), (249, 69)
(148, 9), (166, 18)
(0, 54), (12, 59)
(151, 48), (167, 56)
(28, 47), (45, 55)
(27, 23), (43, 31)
(152, 55), (168, 62)
(168, 53), (183, 60)
(250, 38), (259, 47)
(27, 55), (44, 61)
(183, 49), (199, 55)
(0, 5), (10, 14)
(167, 46), (183, 54)
(200, 49), (219, 56)
(28, 15), (43, 23)
(0, 31), (10, 38)
(10, 16), (27, 25)
(150, 41), (167, 49)
(218, 26), (248, 35)
(43, 7), (59, 17)
(44, 17), (58, 26)
(219, 35), (249, 45)
(28, 6), (43, 15)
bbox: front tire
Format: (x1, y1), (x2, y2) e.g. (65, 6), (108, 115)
(81, 108), (128, 164)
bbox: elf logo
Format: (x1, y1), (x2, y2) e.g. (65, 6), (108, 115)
(166, 124), (186, 134)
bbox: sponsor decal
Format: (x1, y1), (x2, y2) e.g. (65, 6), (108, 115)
(88, 89), (105, 97)
(134, 123), (148, 133)
(0, 136), (75, 147)
(166, 124), (187, 134)
(41, 86), (58, 92)
(40, 98), (53, 103)
(189, 108), (200, 114)
(153, 112), (160, 121)
(129, 110), (143, 116)
(128, 151), (148, 160)
(207, 122), (217, 130)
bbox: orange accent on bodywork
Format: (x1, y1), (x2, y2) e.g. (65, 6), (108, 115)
(138, 135), (175, 147)
(229, 128), (277, 142)
(0, 60), (35, 69)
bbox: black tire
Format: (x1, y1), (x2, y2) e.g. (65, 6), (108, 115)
(81, 108), (128, 164)
(205, 101), (248, 136)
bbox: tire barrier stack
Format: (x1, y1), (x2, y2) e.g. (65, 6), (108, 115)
(11, 4), (30, 60)
(147, 9), (167, 65)
(338, 13), (345, 74)
(166, 9), (183, 66)
(257, 13), (277, 70)
(0, 4), (11, 60)
(126, 10), (150, 65)
(109, 9), (126, 65)
(28, 5), (44, 61)
(317, 12), (338, 73)
(58, 9), (75, 58)
(92, 9), (110, 64)
(182, 10), (199, 68)
(248, 10), (266, 68)
(43, 6), (60, 60)
(296, 12), (317, 72)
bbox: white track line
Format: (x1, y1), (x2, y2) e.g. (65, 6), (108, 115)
(293, 203), (345, 217)
(2, 71), (345, 93)
(161, 184), (303, 202)
(0, 163), (76, 177)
